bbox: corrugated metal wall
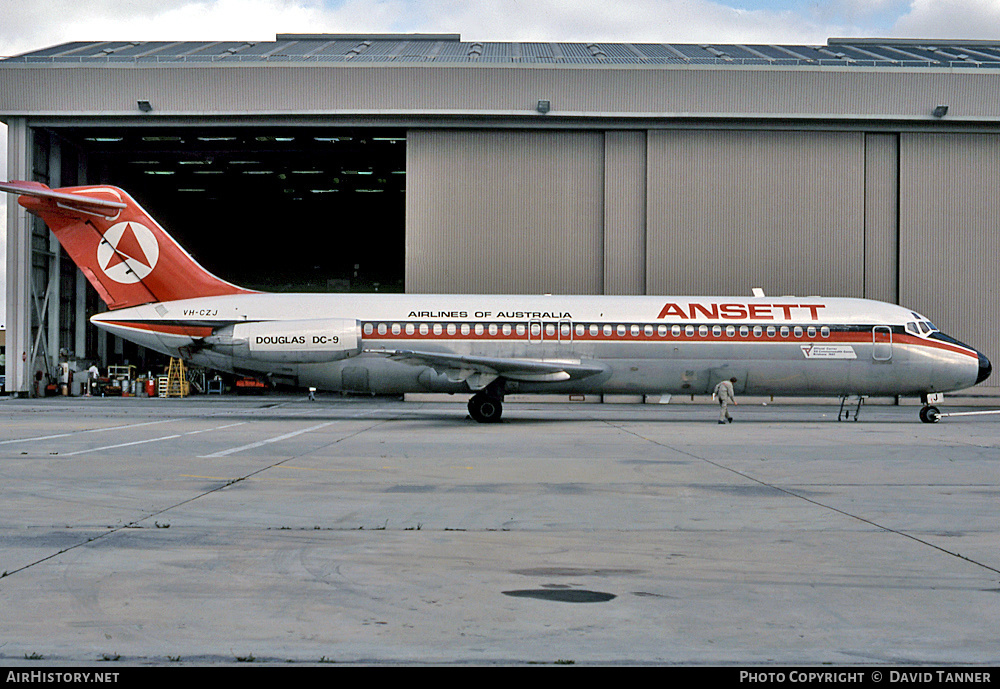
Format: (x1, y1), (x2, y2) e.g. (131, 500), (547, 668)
(603, 131), (646, 295)
(899, 133), (1000, 386)
(863, 133), (899, 304)
(645, 130), (866, 298)
(3, 65), (1000, 122)
(405, 129), (604, 294)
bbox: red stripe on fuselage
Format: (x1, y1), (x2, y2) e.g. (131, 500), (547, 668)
(102, 319), (981, 362)
(357, 322), (980, 359)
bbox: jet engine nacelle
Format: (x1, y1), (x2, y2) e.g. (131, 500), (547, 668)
(206, 318), (362, 363)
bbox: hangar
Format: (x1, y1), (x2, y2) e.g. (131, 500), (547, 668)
(2, 33), (999, 396)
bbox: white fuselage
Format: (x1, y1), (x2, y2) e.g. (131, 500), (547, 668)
(92, 293), (988, 399)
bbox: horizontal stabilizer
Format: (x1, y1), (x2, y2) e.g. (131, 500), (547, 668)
(0, 180), (126, 217)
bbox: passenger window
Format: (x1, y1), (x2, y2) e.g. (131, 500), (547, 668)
(644, 325), (653, 337)
(658, 325), (667, 337)
(589, 324), (598, 337)
(406, 323), (415, 335)
(433, 324), (443, 335)
(766, 326), (776, 337)
(491, 324), (500, 336)
(685, 325), (695, 337)
(363, 323), (374, 335)
(631, 325), (640, 337)
(604, 324), (613, 337)
(502, 324), (511, 336)
(460, 324), (470, 336)
(820, 326), (830, 338)
(699, 325), (708, 337)
(753, 326), (762, 337)
(377, 323), (387, 335)
(712, 325), (722, 337)
(807, 326), (816, 338)
(392, 323), (401, 335)
(516, 324), (526, 336)
(672, 325), (682, 337)
(726, 325), (735, 337)
(446, 323), (456, 336)
(474, 324), (484, 336)
(739, 326), (749, 337)
(780, 326), (789, 337)
(545, 324), (555, 337)
(419, 323), (429, 335)
(576, 324), (585, 337)
(793, 326), (803, 337)
(617, 325), (626, 336)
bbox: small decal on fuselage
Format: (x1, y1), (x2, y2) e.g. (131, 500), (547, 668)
(800, 344), (857, 360)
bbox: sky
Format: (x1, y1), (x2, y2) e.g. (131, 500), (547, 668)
(2, 0), (1000, 327)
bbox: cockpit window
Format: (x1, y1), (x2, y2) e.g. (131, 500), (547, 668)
(908, 311), (940, 333)
(906, 322), (919, 335)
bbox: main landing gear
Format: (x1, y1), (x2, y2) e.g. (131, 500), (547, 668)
(468, 393), (503, 423)
(468, 379), (506, 423)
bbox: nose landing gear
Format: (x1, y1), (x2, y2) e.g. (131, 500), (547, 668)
(919, 405), (941, 423)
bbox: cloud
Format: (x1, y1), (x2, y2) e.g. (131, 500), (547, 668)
(1, 0), (332, 56)
(891, 0), (1000, 38)
(0, 0), (872, 57)
(404, 0), (841, 44)
(6, 0), (997, 56)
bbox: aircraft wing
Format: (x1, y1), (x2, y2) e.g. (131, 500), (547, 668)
(367, 348), (608, 389)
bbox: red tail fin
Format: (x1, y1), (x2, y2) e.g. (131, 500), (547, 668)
(1, 181), (252, 309)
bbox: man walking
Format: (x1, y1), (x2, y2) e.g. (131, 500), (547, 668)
(713, 377), (738, 424)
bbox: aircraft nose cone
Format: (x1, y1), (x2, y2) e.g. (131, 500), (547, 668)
(977, 351), (992, 385)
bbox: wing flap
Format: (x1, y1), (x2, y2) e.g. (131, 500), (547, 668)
(367, 348), (607, 387)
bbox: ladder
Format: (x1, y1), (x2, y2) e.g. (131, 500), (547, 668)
(164, 358), (190, 397)
(838, 395), (865, 421)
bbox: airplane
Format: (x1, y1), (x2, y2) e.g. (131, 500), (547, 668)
(1, 180), (991, 423)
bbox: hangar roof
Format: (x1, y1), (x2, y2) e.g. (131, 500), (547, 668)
(6, 35), (1000, 68)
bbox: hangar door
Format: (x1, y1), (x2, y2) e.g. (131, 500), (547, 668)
(645, 130), (867, 299)
(405, 130), (604, 295)
(899, 133), (1000, 388)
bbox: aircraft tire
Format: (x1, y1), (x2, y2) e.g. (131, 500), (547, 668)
(468, 394), (503, 423)
(919, 405), (941, 423)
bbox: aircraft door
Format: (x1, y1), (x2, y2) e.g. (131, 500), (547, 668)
(558, 319), (573, 344)
(528, 320), (574, 344)
(872, 326), (892, 361)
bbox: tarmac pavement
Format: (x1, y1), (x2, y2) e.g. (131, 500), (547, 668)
(0, 394), (997, 666)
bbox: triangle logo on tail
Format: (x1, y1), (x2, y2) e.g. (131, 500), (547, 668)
(97, 222), (160, 284)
